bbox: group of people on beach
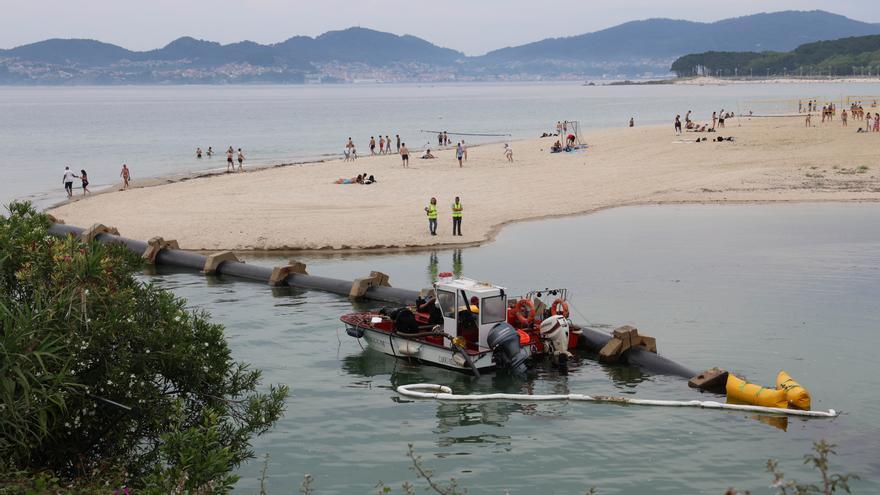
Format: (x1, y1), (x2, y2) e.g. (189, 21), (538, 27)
(334, 172), (377, 185)
(370, 134), (402, 155)
(62, 163), (130, 198)
(424, 196), (464, 236)
(674, 109), (731, 135)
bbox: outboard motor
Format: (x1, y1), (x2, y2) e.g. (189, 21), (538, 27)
(540, 315), (572, 373)
(486, 322), (530, 377)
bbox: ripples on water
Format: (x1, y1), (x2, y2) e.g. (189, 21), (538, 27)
(143, 203), (880, 494)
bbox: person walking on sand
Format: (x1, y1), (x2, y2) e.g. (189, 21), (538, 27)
(369, 136), (376, 155)
(452, 196), (463, 236)
(396, 134), (401, 153)
(120, 164), (131, 189)
(425, 197), (438, 236)
(399, 142), (410, 168)
(455, 141), (464, 167)
(674, 115), (682, 135)
(841, 109), (848, 127)
(226, 146), (234, 172)
(805, 113), (812, 127)
(461, 140), (468, 161)
(379, 136), (385, 154)
(237, 148), (244, 171)
(503, 143), (513, 162)
(80, 169), (90, 195)
(62, 166), (77, 198)
(711, 111), (717, 129)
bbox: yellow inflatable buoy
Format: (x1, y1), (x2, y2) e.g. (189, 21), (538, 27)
(777, 370), (811, 410)
(726, 374), (788, 409)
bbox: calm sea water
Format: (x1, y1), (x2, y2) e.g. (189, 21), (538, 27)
(2, 82), (880, 208)
(146, 203), (879, 494)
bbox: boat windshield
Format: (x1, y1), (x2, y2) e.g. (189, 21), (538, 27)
(480, 295), (506, 325)
(436, 289), (456, 319)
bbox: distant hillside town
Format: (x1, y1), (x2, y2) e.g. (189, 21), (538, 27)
(2, 10), (880, 84)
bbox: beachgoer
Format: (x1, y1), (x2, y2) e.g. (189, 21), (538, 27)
(556, 121), (563, 136)
(805, 113), (812, 127)
(196, 147), (203, 158)
(461, 140), (468, 161)
(425, 197), (438, 236)
(396, 134), (401, 152)
(386, 136), (392, 155)
(443, 131), (449, 146)
(452, 196), (463, 236)
(120, 164), (130, 189)
(874, 114), (879, 132)
(841, 110), (848, 127)
(62, 166), (77, 198)
(400, 143), (410, 168)
(226, 147), (234, 172)
(421, 149), (435, 159)
(456, 142), (463, 167)
(685, 110), (692, 124)
(566, 133), (576, 146)
(551, 140), (562, 153)
(503, 144), (513, 162)
(379, 136), (385, 154)
(718, 110), (726, 128)
(207, 146), (213, 157)
(80, 169), (90, 195)
(711, 112), (717, 129)
(629, 117), (634, 127)
(674, 115), (682, 135)
(369, 136), (376, 155)
(343, 146), (350, 162)
(237, 148), (244, 171)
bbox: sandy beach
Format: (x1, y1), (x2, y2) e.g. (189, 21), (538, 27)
(49, 116), (880, 251)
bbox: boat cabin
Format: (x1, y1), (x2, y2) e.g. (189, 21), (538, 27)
(433, 275), (508, 349)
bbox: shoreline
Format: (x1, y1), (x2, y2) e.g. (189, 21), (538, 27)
(49, 118), (880, 252)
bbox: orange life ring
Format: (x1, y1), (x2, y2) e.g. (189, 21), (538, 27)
(514, 299), (536, 327)
(550, 298), (570, 318)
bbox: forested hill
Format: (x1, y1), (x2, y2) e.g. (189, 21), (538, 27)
(671, 34), (880, 77)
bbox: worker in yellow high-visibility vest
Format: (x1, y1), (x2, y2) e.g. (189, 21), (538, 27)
(452, 196), (463, 236)
(424, 197), (438, 236)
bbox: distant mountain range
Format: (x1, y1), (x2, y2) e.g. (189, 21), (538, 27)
(2, 10), (879, 84)
(671, 34), (880, 77)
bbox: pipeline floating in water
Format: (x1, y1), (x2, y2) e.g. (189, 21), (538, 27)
(46, 222), (708, 380)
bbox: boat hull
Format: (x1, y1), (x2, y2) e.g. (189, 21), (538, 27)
(352, 325), (497, 372)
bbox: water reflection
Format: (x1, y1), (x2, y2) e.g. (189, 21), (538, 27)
(452, 249), (463, 279)
(427, 251), (439, 284)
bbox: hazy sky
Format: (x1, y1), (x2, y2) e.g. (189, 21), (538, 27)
(3, 0), (878, 55)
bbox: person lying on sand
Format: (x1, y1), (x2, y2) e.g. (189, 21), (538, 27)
(421, 149), (436, 159)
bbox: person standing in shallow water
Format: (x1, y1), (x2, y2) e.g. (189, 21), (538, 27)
(452, 196), (463, 236)
(226, 146), (234, 172)
(425, 197), (438, 236)
(674, 115), (682, 135)
(62, 166), (77, 198)
(120, 164), (130, 189)
(80, 169), (90, 195)
(237, 148), (244, 171)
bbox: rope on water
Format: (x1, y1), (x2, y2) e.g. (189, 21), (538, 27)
(419, 129), (512, 137)
(396, 383), (839, 418)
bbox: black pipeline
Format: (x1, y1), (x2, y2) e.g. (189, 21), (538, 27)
(48, 223), (698, 378)
(48, 223), (420, 305)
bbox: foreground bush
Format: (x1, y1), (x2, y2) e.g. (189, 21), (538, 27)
(0, 202), (288, 492)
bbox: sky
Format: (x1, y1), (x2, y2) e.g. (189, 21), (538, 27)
(3, 0), (879, 55)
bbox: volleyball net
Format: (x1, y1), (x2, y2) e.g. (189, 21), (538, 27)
(844, 96), (880, 109)
(738, 97), (822, 117)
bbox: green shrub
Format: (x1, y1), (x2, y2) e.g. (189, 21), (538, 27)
(0, 202), (288, 492)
